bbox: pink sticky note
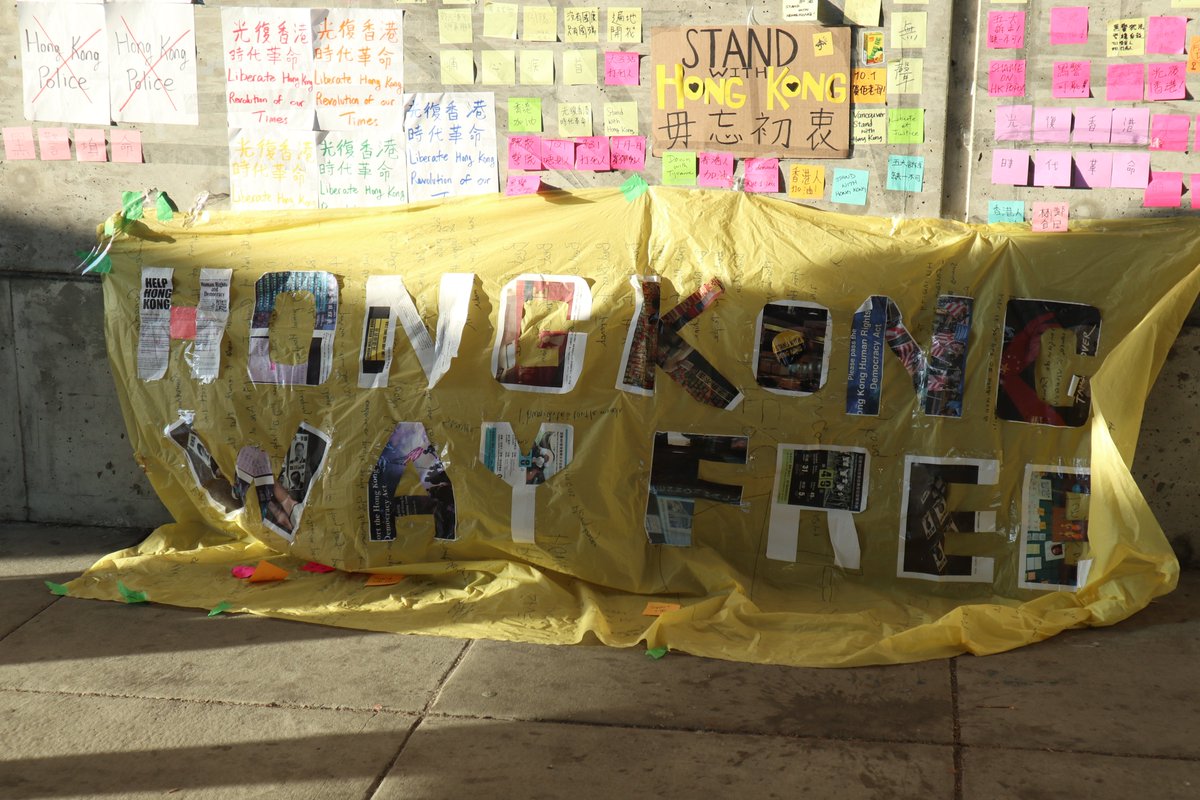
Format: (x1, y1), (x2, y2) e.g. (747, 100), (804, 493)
(2, 127), (36, 160)
(1052, 61), (1091, 98)
(1106, 63), (1145, 102)
(1144, 171), (1184, 207)
(988, 60), (1027, 97)
(1110, 108), (1150, 145)
(1031, 202), (1069, 233)
(610, 136), (646, 170)
(1049, 8), (1089, 46)
(111, 130), (142, 163)
(604, 51), (640, 86)
(1033, 108), (1072, 143)
(170, 306), (198, 339)
(231, 565), (255, 579)
(1073, 151), (1112, 188)
(698, 152), (734, 188)
(1146, 63), (1186, 101)
(743, 157), (780, 193)
(505, 174), (542, 196)
(74, 129), (107, 162)
(991, 149), (1030, 185)
(508, 136), (543, 171)
(995, 105), (1033, 141)
(37, 128), (71, 161)
(1072, 107), (1112, 143)
(575, 136), (611, 171)
(1033, 150), (1072, 187)
(1150, 114), (1190, 151)
(987, 11), (1026, 50)
(539, 138), (575, 170)
(1111, 153), (1150, 188)
(1147, 17), (1187, 54)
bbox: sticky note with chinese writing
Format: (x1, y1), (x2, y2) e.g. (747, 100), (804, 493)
(1030, 202), (1069, 233)
(1073, 151), (1112, 188)
(440, 50), (475, 85)
(563, 49), (598, 85)
(844, 0), (882, 27)
(851, 109), (888, 144)
(520, 50), (554, 85)
(481, 51), (516, 85)
(696, 152), (733, 188)
(788, 164), (825, 199)
(642, 601), (681, 616)
(1190, 37), (1200, 72)
(1106, 63), (1144, 101)
(992, 149), (1030, 185)
(509, 97), (542, 132)
(831, 168), (869, 205)
(438, 9), (473, 44)
(363, 573), (404, 587)
(1110, 152), (1150, 188)
(523, 7), (557, 42)
(558, 102), (593, 137)
(891, 13), (927, 48)
(604, 51), (640, 86)
(662, 151), (697, 185)
(744, 158), (780, 193)
(1150, 114), (1189, 151)
(1107, 19), (1147, 57)
(1052, 61), (1091, 98)
(887, 59), (923, 94)
(2, 127), (36, 160)
(74, 128), (106, 162)
(508, 135), (543, 170)
(988, 200), (1025, 224)
(610, 136), (646, 170)
(540, 138), (575, 170)
(1147, 16), (1187, 53)
(575, 136), (611, 171)
(1033, 108), (1072, 143)
(1144, 171), (1184, 207)
(1049, 7), (1089, 45)
(37, 127), (70, 160)
(1072, 107), (1112, 143)
(1033, 150), (1072, 187)
(1147, 63), (1186, 101)
(603, 102), (638, 136)
(987, 11), (1026, 49)
(887, 109), (924, 143)
(483, 3), (519, 39)
(813, 32), (834, 57)
(111, 130), (142, 164)
(1110, 108), (1150, 144)
(607, 7), (642, 42)
(564, 8), (600, 43)
(988, 60), (1027, 97)
(505, 174), (542, 196)
(887, 154), (924, 192)
(995, 105), (1033, 141)
(851, 69), (887, 104)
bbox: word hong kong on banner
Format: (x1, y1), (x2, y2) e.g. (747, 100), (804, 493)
(650, 24), (851, 158)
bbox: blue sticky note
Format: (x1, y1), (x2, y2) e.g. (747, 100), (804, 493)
(988, 200), (1025, 224)
(886, 155), (924, 192)
(831, 168), (870, 205)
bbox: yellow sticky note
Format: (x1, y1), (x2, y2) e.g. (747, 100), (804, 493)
(851, 108), (887, 145)
(891, 12), (928, 49)
(440, 50), (475, 84)
(843, 0), (882, 26)
(886, 58), (923, 94)
(438, 9), (473, 45)
(483, 2), (519, 39)
(1107, 19), (1146, 57)
(788, 165), (826, 200)
(604, 101), (639, 136)
(564, 8), (600, 43)
(481, 50), (516, 85)
(558, 101), (593, 137)
(524, 6), (558, 42)
(606, 7), (642, 43)
(364, 573), (405, 586)
(642, 601), (681, 616)
(813, 32), (834, 57)
(520, 50), (555, 85)
(563, 49), (598, 85)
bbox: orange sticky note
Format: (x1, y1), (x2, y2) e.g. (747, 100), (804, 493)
(248, 560), (289, 583)
(851, 68), (887, 103)
(1189, 36), (1200, 73)
(365, 573), (405, 586)
(642, 601), (681, 616)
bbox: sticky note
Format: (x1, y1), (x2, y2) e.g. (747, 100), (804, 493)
(831, 168), (870, 205)
(44, 580), (69, 596)
(208, 601), (233, 617)
(1032, 108), (1072, 143)
(509, 97), (542, 132)
(1189, 36), (1200, 72)
(1192, 175), (1200, 208)
(438, 9), (473, 45)
(364, 573), (405, 586)
(1052, 61), (1090, 98)
(74, 128), (107, 162)
(851, 69), (887, 104)
(156, 191), (173, 221)
(851, 109), (888, 144)
(992, 149), (1030, 185)
(621, 174), (649, 200)
(520, 50), (554, 85)
(483, 2), (519, 38)
(1150, 114), (1190, 151)
(557, 102), (593, 137)
(170, 306), (197, 339)
(1049, 8), (1089, 45)
(1147, 63), (1186, 101)
(988, 201), (1025, 224)
(995, 105), (1033, 141)
(1033, 151), (1072, 187)
(1107, 19), (1147, 57)
(111, 130), (142, 164)
(987, 11), (1026, 49)
(887, 154), (925, 192)
(1144, 171), (1184, 207)
(564, 8), (600, 43)
(249, 560), (289, 583)
(605, 51), (640, 86)
(563, 49), (598, 85)
(231, 565), (255, 579)
(1110, 108), (1150, 144)
(887, 109), (924, 143)
(523, 7), (557, 42)
(1110, 152), (1150, 188)
(2, 127), (36, 160)
(603, 102), (639, 136)
(696, 152), (734, 189)
(506, 174), (542, 196)
(540, 138), (575, 170)
(300, 562), (336, 574)
(575, 136), (611, 170)
(122, 190), (144, 220)
(481, 51), (516, 85)
(783, 0), (818, 22)
(887, 59), (923, 94)
(1030, 202), (1069, 233)
(844, 0), (882, 27)
(1073, 151), (1112, 188)
(744, 157), (780, 193)
(508, 135), (543, 170)
(1147, 16), (1187, 54)
(891, 13), (928, 49)
(662, 151), (697, 186)
(642, 601), (681, 616)
(813, 32), (834, 57)
(610, 136), (646, 170)
(607, 7), (642, 43)
(988, 60), (1027, 97)
(37, 127), (71, 160)
(645, 646), (669, 659)
(1072, 107), (1112, 143)
(440, 50), (475, 85)
(1106, 63), (1144, 101)
(117, 581), (148, 604)
(788, 164), (825, 199)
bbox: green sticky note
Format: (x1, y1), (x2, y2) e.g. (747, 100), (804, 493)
(645, 646), (668, 659)
(508, 98), (543, 132)
(887, 109), (924, 144)
(620, 174), (649, 201)
(988, 200), (1025, 224)
(91, 253), (113, 275)
(155, 192), (173, 221)
(103, 217), (116, 237)
(45, 580), (69, 596)
(208, 601), (233, 617)
(662, 151), (697, 186)
(117, 581), (147, 604)
(121, 191), (144, 221)
(886, 155), (924, 192)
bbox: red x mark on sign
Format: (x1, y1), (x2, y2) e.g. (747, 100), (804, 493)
(30, 16), (99, 106)
(118, 16), (192, 113)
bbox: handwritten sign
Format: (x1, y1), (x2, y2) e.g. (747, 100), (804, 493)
(1149, 114), (1189, 151)
(1147, 63), (1186, 101)
(1074, 152), (1112, 187)
(609, 135), (646, 170)
(74, 128), (107, 161)
(788, 164), (824, 199)
(994, 104), (1032, 141)
(891, 13), (927, 49)
(221, 8), (314, 128)
(851, 108), (887, 144)
(1030, 202), (1068, 233)
(831, 168), (869, 205)
(605, 51), (640, 85)
(1110, 108), (1150, 145)
(3, 127), (37, 160)
(991, 148), (1029, 185)
(988, 59), (1026, 97)
(1032, 108), (1071, 143)
(403, 92), (499, 202)
(987, 201), (1024, 223)
(318, 132), (408, 208)
(886, 154), (924, 192)
(1073, 107), (1112, 143)
(607, 7), (642, 43)
(851, 68), (886, 104)
(558, 102), (593, 137)
(106, 4), (198, 126)
(314, 10), (404, 130)
(986, 12), (1026, 49)
(1032, 150), (1071, 187)
(1106, 63), (1144, 102)
(1051, 61), (1090, 99)
(509, 97), (542, 132)
(1147, 17), (1187, 54)
(229, 129), (320, 211)
(1049, 8), (1089, 45)
(563, 50), (598, 85)
(1111, 152), (1150, 187)
(20, 3), (110, 124)
(743, 157), (780, 192)
(37, 127), (70, 160)
(698, 151), (734, 188)
(662, 150), (696, 185)
(575, 136), (611, 171)
(603, 101), (638, 136)
(1107, 19), (1146, 57)
(523, 7), (557, 42)
(887, 59), (922, 95)
(564, 8), (600, 43)
(887, 108), (924, 143)
(1144, 171), (1183, 207)
(111, 129), (142, 163)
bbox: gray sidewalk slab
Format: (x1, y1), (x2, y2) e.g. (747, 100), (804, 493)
(376, 717), (956, 800)
(962, 749), (1200, 800)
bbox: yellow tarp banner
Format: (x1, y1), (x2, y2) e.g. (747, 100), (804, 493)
(71, 189), (1200, 666)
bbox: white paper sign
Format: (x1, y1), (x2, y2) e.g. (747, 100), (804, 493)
(221, 7), (315, 129)
(404, 92), (500, 202)
(107, 4), (198, 125)
(229, 129), (320, 211)
(318, 132), (408, 208)
(19, 2), (111, 124)
(313, 9), (405, 130)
